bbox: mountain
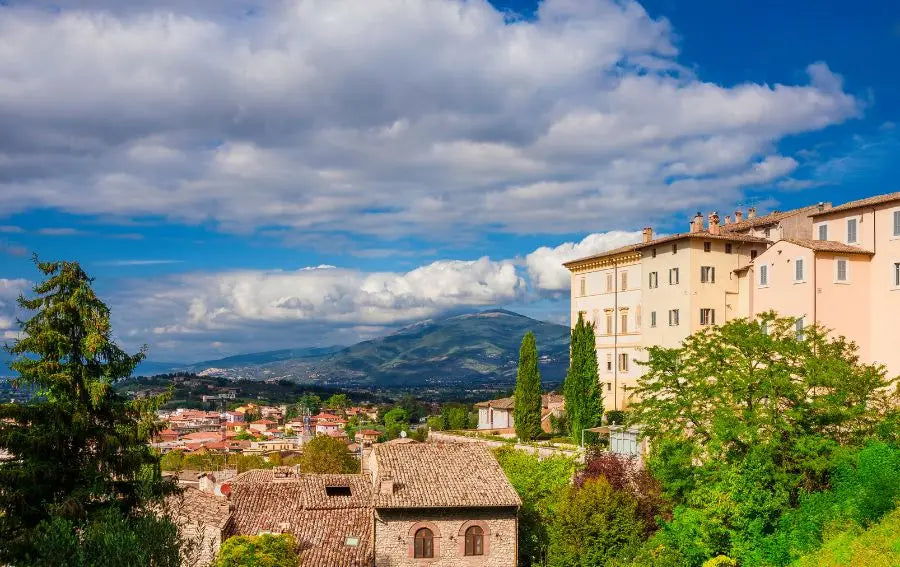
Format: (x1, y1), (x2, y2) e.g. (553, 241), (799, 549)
(135, 309), (571, 388)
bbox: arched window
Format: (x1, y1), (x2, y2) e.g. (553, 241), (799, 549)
(414, 527), (434, 558)
(464, 525), (484, 556)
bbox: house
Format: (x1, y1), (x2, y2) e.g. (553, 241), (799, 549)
(369, 443), (521, 566)
(355, 429), (381, 446)
(475, 394), (565, 433)
(248, 419), (276, 433)
(312, 412), (347, 435)
(167, 488), (232, 567)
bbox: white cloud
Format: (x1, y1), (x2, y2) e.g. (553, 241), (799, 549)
(0, 0), (860, 241)
(0, 278), (30, 343)
(525, 231), (646, 291)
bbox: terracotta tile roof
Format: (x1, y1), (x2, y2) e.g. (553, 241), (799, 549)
(541, 394), (564, 406)
(634, 230), (770, 250)
(720, 204), (826, 232)
(473, 396), (515, 410)
(562, 242), (643, 267)
(782, 239), (875, 255)
(358, 429), (381, 436)
(166, 487), (232, 530)
(810, 192), (900, 216)
(372, 443), (521, 509)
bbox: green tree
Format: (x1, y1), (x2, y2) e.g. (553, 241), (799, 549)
(213, 534), (300, 567)
(297, 435), (360, 474)
(324, 393), (350, 413)
(563, 312), (603, 445)
(160, 450), (185, 472)
(514, 331), (543, 441)
(383, 407), (409, 439)
(546, 477), (647, 567)
(0, 259), (179, 563)
(441, 405), (471, 430)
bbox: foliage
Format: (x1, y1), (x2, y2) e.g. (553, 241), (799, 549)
(382, 407), (409, 439)
(546, 477), (647, 567)
(324, 393), (350, 412)
(563, 312), (603, 444)
(297, 435), (359, 474)
(791, 505), (900, 567)
(397, 394), (427, 423)
(0, 259), (178, 562)
(213, 534), (300, 567)
(493, 446), (577, 566)
(439, 404), (474, 430)
(514, 331), (544, 441)
(286, 393), (321, 419)
(160, 449), (185, 472)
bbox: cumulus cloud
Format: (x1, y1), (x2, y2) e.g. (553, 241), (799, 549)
(526, 231), (647, 291)
(0, 278), (29, 342)
(0, 0), (860, 242)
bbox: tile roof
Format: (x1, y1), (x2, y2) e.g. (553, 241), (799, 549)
(810, 192), (900, 216)
(562, 242), (643, 267)
(720, 204), (825, 232)
(166, 487), (232, 530)
(473, 396), (515, 409)
(634, 230), (770, 250)
(782, 239), (875, 255)
(372, 443), (521, 509)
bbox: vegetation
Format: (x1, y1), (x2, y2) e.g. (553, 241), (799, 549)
(297, 435), (360, 474)
(0, 259), (180, 564)
(514, 331), (544, 441)
(792, 505), (900, 567)
(159, 450), (294, 473)
(563, 312), (603, 444)
(324, 393), (350, 412)
(213, 534), (300, 567)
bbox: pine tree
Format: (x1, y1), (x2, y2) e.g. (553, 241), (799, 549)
(514, 331), (543, 441)
(0, 258), (177, 562)
(563, 313), (603, 445)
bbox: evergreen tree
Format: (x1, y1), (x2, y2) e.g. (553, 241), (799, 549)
(563, 313), (603, 445)
(0, 258), (177, 563)
(514, 331), (543, 441)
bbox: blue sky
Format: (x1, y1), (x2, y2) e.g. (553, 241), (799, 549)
(0, 0), (897, 361)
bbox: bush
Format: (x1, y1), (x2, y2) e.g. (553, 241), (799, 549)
(214, 534), (299, 567)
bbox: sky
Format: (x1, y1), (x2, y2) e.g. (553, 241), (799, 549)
(0, 0), (898, 362)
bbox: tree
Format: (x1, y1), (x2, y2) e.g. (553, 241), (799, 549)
(563, 312), (603, 444)
(324, 393), (350, 413)
(0, 258), (179, 563)
(514, 331), (544, 441)
(213, 534), (300, 567)
(297, 435), (359, 474)
(383, 407), (409, 439)
(441, 404), (472, 430)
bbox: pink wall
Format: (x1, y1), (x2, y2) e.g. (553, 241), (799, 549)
(752, 241), (816, 324)
(815, 253), (872, 362)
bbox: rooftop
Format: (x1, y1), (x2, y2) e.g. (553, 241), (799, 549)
(782, 239), (875, 255)
(810, 192), (900, 217)
(473, 396), (515, 410)
(721, 204), (828, 232)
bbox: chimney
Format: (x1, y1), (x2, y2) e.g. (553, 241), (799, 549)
(689, 212), (703, 233)
(724, 215), (732, 225)
(379, 476), (395, 495)
(642, 227), (653, 243)
(708, 212), (721, 235)
(748, 207), (757, 219)
(734, 210), (743, 222)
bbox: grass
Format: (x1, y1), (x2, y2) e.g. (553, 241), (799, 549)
(792, 506), (900, 567)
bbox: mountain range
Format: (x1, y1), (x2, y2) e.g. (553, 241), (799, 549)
(135, 309), (571, 388)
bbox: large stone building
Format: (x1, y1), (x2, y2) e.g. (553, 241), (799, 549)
(565, 192), (900, 410)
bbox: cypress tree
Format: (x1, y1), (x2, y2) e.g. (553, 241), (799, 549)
(513, 331), (543, 441)
(563, 312), (604, 445)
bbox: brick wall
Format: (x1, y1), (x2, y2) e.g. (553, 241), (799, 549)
(374, 508), (517, 567)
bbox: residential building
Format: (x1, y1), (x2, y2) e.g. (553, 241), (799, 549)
(475, 394), (565, 432)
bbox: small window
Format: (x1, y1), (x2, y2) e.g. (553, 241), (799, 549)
(621, 313), (628, 334)
(606, 273), (613, 292)
(818, 224), (828, 241)
(607, 382), (612, 391)
(895, 262), (900, 287)
(847, 219), (857, 244)
(725, 243), (732, 254)
(579, 278), (586, 296)
(619, 353), (629, 372)
(795, 317), (805, 341)
(764, 228), (771, 238)
(650, 311), (657, 328)
(606, 353), (613, 372)
(760, 264), (769, 286)
(606, 314), (613, 335)
(751, 249), (758, 259)
(795, 259), (804, 281)
(668, 309), (680, 326)
(894, 211), (900, 237)
(669, 268), (680, 285)
(700, 308), (715, 326)
(700, 266), (715, 283)
(464, 525), (484, 556)
(836, 258), (848, 282)
(651, 248), (657, 258)
(672, 243), (678, 254)
(620, 271), (628, 291)
(414, 528), (434, 558)
(703, 241), (711, 252)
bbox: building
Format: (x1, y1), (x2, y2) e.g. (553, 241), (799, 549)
(565, 192), (900, 402)
(369, 443), (521, 566)
(166, 488), (232, 567)
(312, 412), (347, 435)
(475, 394), (565, 432)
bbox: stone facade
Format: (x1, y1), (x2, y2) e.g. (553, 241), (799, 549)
(374, 507), (517, 567)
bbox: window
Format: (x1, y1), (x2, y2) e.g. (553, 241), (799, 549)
(669, 268), (680, 285)
(764, 227), (771, 238)
(895, 262), (900, 287)
(636, 305), (642, 328)
(672, 243), (678, 254)
(725, 243), (732, 254)
(651, 248), (657, 258)
(579, 278), (586, 296)
(607, 382), (612, 391)
(621, 313), (628, 334)
(649, 271), (658, 288)
(751, 249), (758, 259)
(700, 308), (716, 326)
(836, 258), (848, 282)
(619, 353), (629, 372)
(464, 526), (484, 556)
(818, 224), (828, 241)
(650, 311), (657, 328)
(606, 273), (613, 292)
(795, 259), (804, 281)
(606, 353), (613, 372)
(605, 314), (613, 335)
(894, 211), (900, 237)
(668, 309), (680, 326)
(759, 264), (769, 286)
(700, 266), (715, 283)
(621, 271), (628, 290)
(704, 241), (711, 252)
(847, 218), (857, 244)
(795, 317), (805, 341)
(414, 528), (434, 558)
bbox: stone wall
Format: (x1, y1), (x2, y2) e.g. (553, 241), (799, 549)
(374, 507), (517, 567)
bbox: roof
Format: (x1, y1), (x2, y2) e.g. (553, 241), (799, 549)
(721, 204), (826, 232)
(372, 443), (521, 509)
(165, 487), (232, 530)
(473, 396), (515, 410)
(811, 192), (900, 216)
(562, 242), (643, 268)
(781, 239), (875, 255)
(358, 429), (381, 436)
(634, 230), (769, 250)
(228, 473), (373, 566)
(541, 394), (564, 406)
